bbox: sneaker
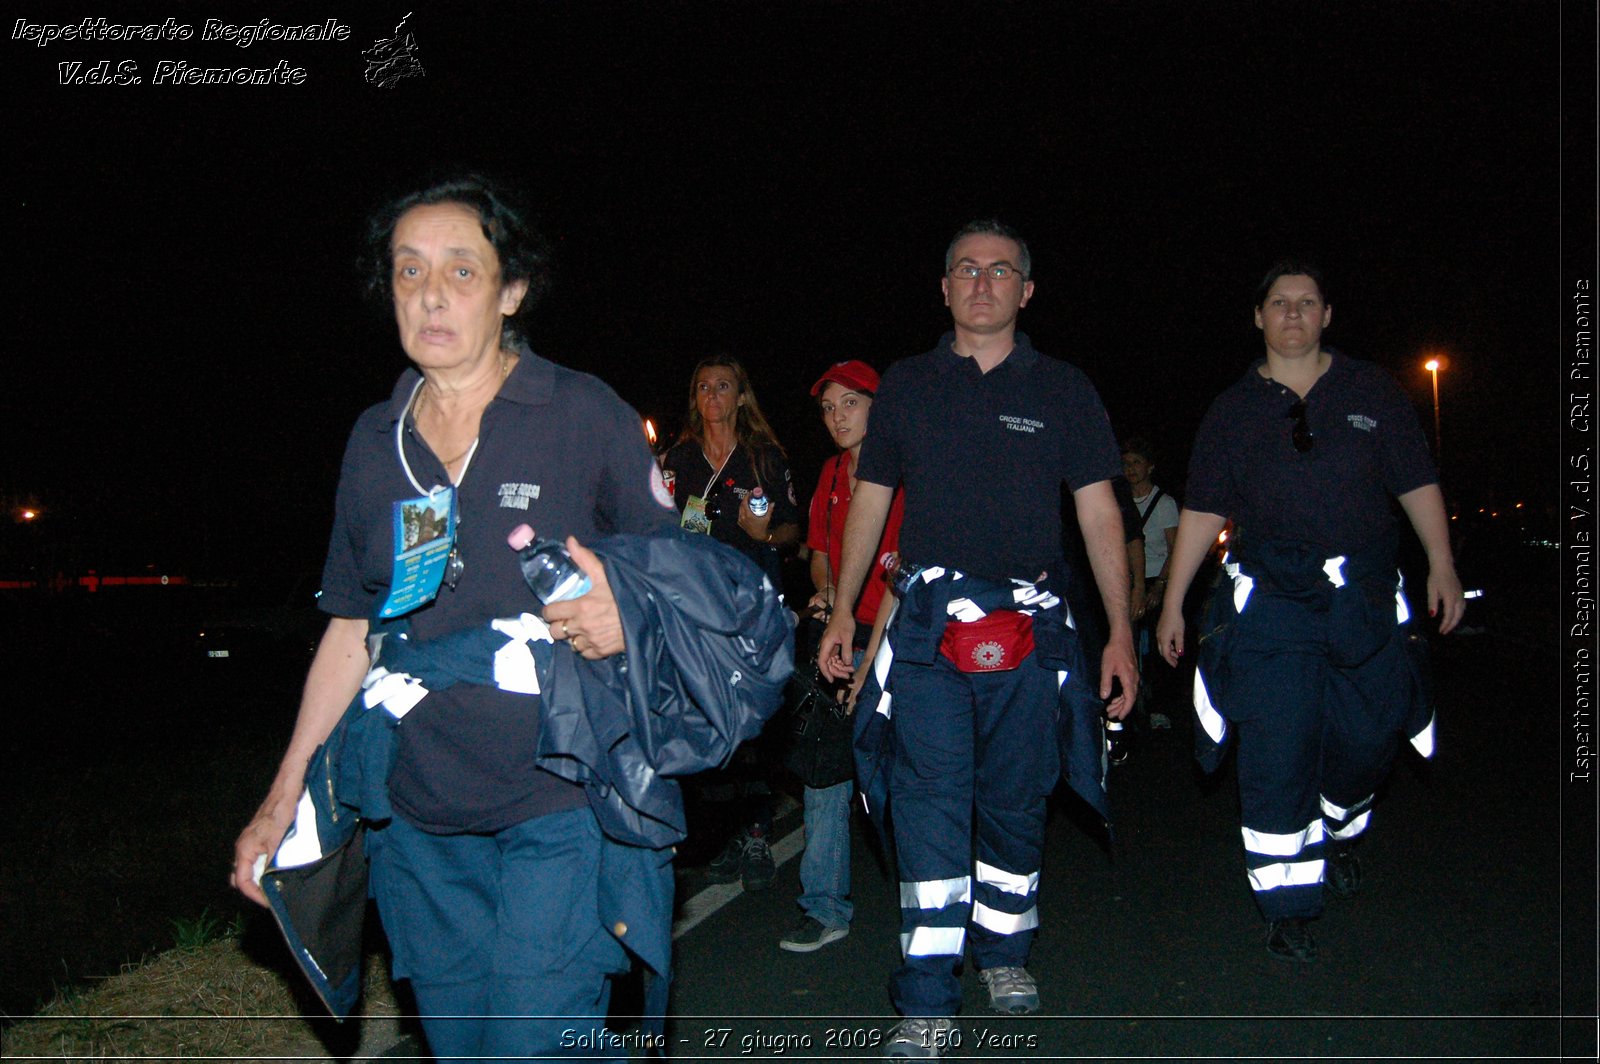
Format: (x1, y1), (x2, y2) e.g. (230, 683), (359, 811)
(1265, 917), (1318, 962)
(779, 915), (849, 953)
(705, 831), (749, 883)
(884, 1017), (957, 1059)
(978, 965), (1040, 1014)
(1149, 711), (1172, 730)
(741, 831), (775, 891)
(1324, 848), (1363, 899)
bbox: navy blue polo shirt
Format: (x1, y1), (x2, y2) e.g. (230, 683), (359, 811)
(856, 332), (1121, 582)
(319, 344), (677, 833)
(1185, 349), (1437, 553)
(660, 439), (800, 560)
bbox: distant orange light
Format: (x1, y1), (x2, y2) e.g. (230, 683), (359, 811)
(1423, 358), (1440, 372)
(1515, 502), (1523, 509)
(20, 509), (36, 521)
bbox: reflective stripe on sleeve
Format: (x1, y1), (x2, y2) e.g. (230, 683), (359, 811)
(1410, 712), (1436, 758)
(1223, 557), (1254, 612)
(947, 597), (986, 622)
(1328, 810), (1371, 840)
(361, 668), (429, 719)
(271, 787), (326, 870)
(1194, 670), (1227, 745)
(1319, 794), (1373, 822)
(1011, 583), (1060, 610)
(489, 613), (551, 695)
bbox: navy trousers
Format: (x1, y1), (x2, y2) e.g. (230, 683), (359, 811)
(1223, 579), (1412, 921)
(886, 652), (1061, 1017)
(367, 806), (631, 1063)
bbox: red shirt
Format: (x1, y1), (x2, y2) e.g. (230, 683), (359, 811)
(807, 450), (905, 627)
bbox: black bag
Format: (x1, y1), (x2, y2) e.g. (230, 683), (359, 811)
(784, 666), (856, 789)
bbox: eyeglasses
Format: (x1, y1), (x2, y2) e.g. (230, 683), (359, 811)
(1287, 400), (1314, 453)
(948, 264), (1024, 281)
(444, 543), (466, 590)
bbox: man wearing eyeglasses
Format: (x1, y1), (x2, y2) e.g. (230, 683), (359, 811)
(817, 219), (1136, 1055)
(1155, 262), (1464, 964)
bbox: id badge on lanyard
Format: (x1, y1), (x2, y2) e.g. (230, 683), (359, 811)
(680, 448), (733, 535)
(378, 486), (457, 619)
(681, 494), (712, 534)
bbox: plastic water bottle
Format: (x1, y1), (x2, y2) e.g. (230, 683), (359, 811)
(507, 525), (592, 604)
(747, 488), (769, 517)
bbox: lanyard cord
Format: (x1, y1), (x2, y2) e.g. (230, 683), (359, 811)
(395, 376), (483, 498)
(700, 443), (736, 499)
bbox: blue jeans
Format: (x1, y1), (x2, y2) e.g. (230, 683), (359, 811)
(799, 779), (853, 927)
(797, 647), (860, 929)
(368, 806), (630, 1063)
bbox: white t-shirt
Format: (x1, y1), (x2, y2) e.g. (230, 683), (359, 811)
(1133, 487), (1180, 579)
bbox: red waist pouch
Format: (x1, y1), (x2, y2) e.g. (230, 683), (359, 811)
(939, 609), (1035, 673)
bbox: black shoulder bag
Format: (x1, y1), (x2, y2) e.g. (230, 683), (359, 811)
(784, 664), (856, 788)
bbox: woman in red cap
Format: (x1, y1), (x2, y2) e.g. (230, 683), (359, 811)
(778, 359), (905, 953)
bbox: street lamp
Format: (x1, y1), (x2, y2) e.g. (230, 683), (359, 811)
(1423, 358), (1442, 461)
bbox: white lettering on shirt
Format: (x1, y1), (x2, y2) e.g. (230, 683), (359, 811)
(498, 482), (541, 510)
(999, 415), (1045, 434)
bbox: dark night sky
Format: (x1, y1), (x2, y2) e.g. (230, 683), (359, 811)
(5, 1), (1573, 574)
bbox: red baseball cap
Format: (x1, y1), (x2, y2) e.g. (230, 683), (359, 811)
(809, 359), (880, 397)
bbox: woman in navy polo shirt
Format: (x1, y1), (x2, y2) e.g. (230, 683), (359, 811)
(662, 355), (799, 891)
(231, 175), (675, 1061)
(1157, 262), (1464, 965)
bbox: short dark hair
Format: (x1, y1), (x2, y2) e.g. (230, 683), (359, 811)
(1255, 260), (1328, 308)
(945, 218), (1032, 280)
(364, 173), (553, 342)
(1121, 436), (1156, 463)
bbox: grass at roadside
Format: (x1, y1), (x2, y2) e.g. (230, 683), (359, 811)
(1, 936), (405, 1062)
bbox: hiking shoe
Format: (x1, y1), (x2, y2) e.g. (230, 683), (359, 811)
(742, 832), (775, 891)
(779, 916), (849, 953)
(884, 1017), (957, 1059)
(1324, 849), (1363, 899)
(1149, 711), (1172, 730)
(978, 965), (1040, 1014)
(1265, 917), (1318, 962)
(705, 831), (749, 884)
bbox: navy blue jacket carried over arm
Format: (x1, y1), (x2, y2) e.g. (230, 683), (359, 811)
(261, 531), (792, 1019)
(851, 563), (1109, 840)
